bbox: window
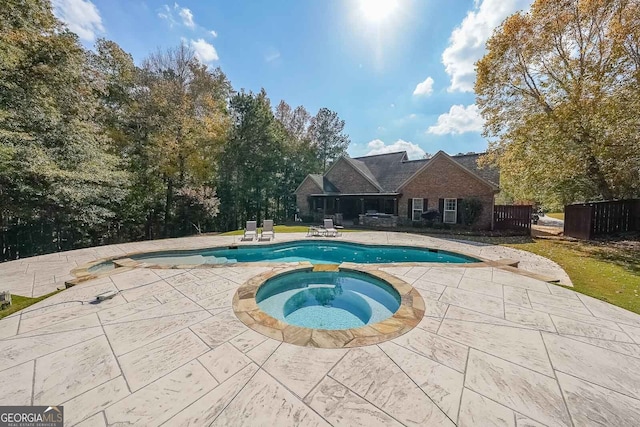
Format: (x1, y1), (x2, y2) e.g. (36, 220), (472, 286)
(412, 198), (423, 221)
(443, 198), (457, 223)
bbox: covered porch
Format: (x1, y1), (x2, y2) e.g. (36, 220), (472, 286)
(308, 193), (400, 222)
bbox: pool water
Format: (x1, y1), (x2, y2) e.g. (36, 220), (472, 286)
(256, 270), (401, 330)
(130, 240), (478, 265)
(88, 261), (116, 273)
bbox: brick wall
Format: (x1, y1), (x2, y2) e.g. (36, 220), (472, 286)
(325, 159), (379, 193)
(398, 155), (496, 229)
(295, 177), (322, 216)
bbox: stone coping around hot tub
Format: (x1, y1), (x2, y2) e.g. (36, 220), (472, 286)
(231, 265), (426, 349)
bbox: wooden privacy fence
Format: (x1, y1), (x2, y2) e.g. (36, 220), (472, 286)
(493, 205), (532, 233)
(564, 199), (640, 240)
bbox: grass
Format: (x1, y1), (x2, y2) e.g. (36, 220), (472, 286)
(0, 290), (62, 320)
(546, 212), (565, 221)
(441, 232), (640, 314)
(505, 239), (640, 314)
(221, 225), (359, 236)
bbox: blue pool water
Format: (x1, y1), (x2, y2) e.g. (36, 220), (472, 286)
(256, 270), (401, 329)
(88, 261), (116, 273)
(130, 240), (478, 265)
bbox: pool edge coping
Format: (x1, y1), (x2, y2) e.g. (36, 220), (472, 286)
(67, 239), (499, 286)
(231, 265), (426, 349)
(67, 239), (562, 290)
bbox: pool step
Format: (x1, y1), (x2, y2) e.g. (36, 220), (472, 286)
(313, 264), (340, 272)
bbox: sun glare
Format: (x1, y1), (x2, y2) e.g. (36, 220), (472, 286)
(360, 0), (398, 22)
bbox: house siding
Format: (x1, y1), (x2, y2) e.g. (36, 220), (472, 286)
(325, 159), (379, 194)
(295, 178), (322, 216)
(398, 155), (496, 229)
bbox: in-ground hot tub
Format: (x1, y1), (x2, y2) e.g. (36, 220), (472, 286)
(233, 266), (426, 348)
(256, 269), (400, 330)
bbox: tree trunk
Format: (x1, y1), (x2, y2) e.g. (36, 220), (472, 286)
(586, 155), (613, 200)
(164, 177), (173, 237)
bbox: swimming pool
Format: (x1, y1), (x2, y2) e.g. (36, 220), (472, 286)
(256, 269), (400, 330)
(88, 261), (116, 273)
(129, 240), (478, 265)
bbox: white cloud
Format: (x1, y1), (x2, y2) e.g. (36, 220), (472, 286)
(442, 0), (532, 92)
(427, 104), (484, 135)
(190, 38), (219, 63)
(178, 6), (195, 28)
(52, 0), (104, 41)
(209, 30), (218, 38)
(265, 49), (281, 63)
(413, 76), (434, 96)
(159, 3), (201, 31)
(366, 139), (426, 160)
(158, 4), (177, 27)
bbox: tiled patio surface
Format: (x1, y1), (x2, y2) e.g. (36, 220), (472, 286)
(1, 232), (639, 426)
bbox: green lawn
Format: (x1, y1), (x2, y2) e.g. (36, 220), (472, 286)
(0, 290), (62, 320)
(546, 212), (565, 221)
(424, 232), (639, 313)
(221, 225), (359, 236)
(506, 239), (640, 314)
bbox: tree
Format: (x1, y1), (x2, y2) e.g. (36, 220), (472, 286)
(0, 0), (127, 259)
(119, 44), (231, 237)
(274, 101), (319, 219)
(217, 90), (284, 230)
(309, 108), (350, 172)
(476, 0), (640, 205)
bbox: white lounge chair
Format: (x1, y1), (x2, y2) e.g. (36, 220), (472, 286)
(323, 219), (339, 237)
(243, 221), (257, 240)
(260, 220), (275, 240)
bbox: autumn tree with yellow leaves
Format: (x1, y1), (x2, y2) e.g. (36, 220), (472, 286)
(476, 0), (640, 206)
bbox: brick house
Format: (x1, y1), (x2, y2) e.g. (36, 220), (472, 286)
(294, 150), (500, 229)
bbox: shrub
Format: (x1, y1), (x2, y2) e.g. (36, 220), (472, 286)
(460, 198), (483, 226)
(421, 209), (440, 221)
(300, 215), (315, 223)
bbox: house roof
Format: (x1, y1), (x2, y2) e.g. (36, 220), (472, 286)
(396, 151), (500, 192)
(354, 152), (427, 192)
(295, 150), (500, 195)
(308, 174), (339, 193)
(449, 153), (500, 187)
(331, 157), (385, 192)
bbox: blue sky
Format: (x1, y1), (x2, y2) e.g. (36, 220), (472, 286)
(51, 0), (532, 159)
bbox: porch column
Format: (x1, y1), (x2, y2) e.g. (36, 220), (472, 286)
(360, 198), (365, 214)
(336, 198), (340, 212)
(393, 198), (398, 216)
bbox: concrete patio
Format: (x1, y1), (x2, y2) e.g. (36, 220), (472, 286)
(1, 232), (639, 426)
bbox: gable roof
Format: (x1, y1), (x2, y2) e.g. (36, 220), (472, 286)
(354, 152), (427, 192)
(449, 153), (500, 187)
(324, 156), (385, 192)
(397, 151), (500, 191)
(294, 174), (339, 194)
(296, 150), (500, 195)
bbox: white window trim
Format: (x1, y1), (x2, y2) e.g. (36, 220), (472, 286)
(443, 198), (457, 224)
(412, 198), (424, 221)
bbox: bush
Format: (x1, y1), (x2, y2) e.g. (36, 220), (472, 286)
(421, 209), (440, 221)
(300, 215), (315, 223)
(460, 198), (483, 226)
